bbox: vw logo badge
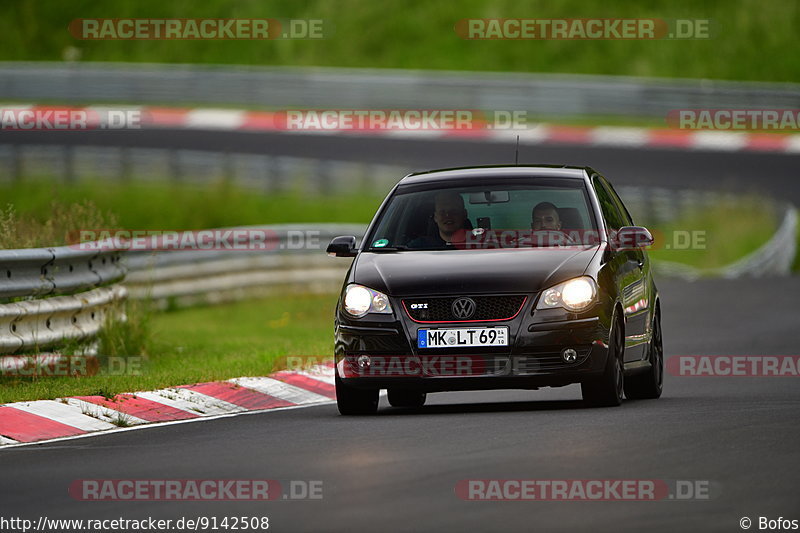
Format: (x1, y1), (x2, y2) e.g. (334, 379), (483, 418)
(452, 297), (476, 319)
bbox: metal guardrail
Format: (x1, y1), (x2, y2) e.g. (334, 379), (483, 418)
(125, 254), (351, 308)
(0, 245), (126, 302)
(0, 244), (126, 354)
(2, 62), (800, 117)
(0, 243), (127, 354)
(123, 224), (364, 308)
(0, 285), (126, 354)
(123, 224), (365, 270)
(0, 145), (403, 196)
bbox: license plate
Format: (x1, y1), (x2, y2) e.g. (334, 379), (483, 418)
(418, 327), (509, 348)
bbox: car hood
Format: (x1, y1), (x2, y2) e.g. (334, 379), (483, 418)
(353, 247), (599, 296)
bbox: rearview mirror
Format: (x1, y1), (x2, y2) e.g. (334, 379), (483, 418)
(326, 235), (358, 257)
(468, 191), (509, 204)
(615, 226), (654, 249)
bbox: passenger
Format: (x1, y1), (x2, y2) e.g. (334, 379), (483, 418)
(408, 191), (468, 248)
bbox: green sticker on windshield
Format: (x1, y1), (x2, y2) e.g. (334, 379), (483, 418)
(373, 239), (389, 248)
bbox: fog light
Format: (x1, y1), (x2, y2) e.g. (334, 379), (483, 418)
(561, 348), (578, 363)
(356, 355), (371, 368)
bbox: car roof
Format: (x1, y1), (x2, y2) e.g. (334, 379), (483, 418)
(398, 165), (593, 186)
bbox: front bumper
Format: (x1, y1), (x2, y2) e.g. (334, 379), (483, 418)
(335, 295), (612, 392)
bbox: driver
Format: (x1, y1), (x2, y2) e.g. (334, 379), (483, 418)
(530, 201), (577, 246)
(531, 201), (562, 231)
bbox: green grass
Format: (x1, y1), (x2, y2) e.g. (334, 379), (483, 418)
(0, 178), (783, 267)
(1, 0), (798, 82)
(0, 199), (119, 249)
(0, 178), (382, 248)
(647, 197), (778, 270)
(1, 178), (785, 268)
(0, 291), (337, 404)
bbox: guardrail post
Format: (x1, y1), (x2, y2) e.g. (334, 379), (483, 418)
(63, 145), (75, 183)
(360, 163), (374, 195)
(315, 159), (331, 195)
(169, 149), (182, 181)
(266, 155), (284, 193)
(119, 147), (131, 181)
(218, 150), (230, 184)
(11, 144), (22, 182)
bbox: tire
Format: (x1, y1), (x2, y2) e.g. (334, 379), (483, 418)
(581, 312), (624, 407)
(387, 389), (427, 408)
(624, 311), (663, 400)
(335, 375), (379, 415)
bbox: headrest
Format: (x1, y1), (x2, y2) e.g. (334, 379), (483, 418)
(557, 207), (584, 229)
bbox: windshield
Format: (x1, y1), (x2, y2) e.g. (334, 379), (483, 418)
(365, 179), (600, 251)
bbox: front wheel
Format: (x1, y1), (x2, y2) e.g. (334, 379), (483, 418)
(336, 376), (379, 415)
(624, 311), (663, 400)
(582, 313), (624, 407)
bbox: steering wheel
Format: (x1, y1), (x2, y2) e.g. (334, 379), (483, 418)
(530, 229), (579, 247)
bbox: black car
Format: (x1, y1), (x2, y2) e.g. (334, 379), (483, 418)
(327, 165), (663, 415)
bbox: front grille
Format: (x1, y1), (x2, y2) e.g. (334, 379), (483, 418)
(403, 295), (526, 322)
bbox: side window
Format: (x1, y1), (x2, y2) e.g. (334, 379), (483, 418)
(592, 177), (627, 231)
(604, 181), (635, 226)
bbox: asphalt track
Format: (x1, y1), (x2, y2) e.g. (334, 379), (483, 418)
(0, 132), (798, 532)
(1, 278), (798, 532)
(1, 128), (799, 203)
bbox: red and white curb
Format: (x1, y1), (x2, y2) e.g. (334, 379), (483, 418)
(0, 363), (339, 447)
(4, 104), (800, 154)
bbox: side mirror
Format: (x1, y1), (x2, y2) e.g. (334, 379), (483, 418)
(326, 235), (358, 257)
(615, 226), (654, 250)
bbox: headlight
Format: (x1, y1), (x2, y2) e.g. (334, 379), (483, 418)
(537, 276), (597, 312)
(343, 284), (394, 318)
